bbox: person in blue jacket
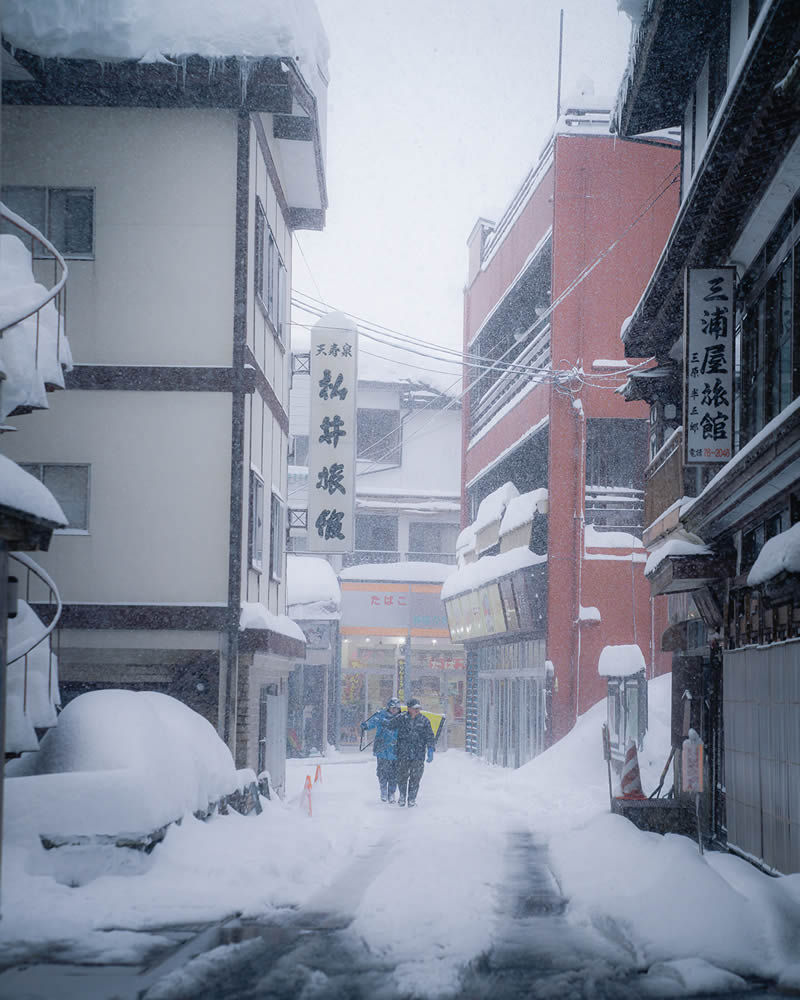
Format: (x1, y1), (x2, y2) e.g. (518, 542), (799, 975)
(382, 697), (435, 807)
(361, 696), (401, 802)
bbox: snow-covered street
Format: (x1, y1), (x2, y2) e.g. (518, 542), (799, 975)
(2, 676), (798, 999)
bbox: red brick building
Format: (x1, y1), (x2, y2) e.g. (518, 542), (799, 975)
(455, 106), (678, 760)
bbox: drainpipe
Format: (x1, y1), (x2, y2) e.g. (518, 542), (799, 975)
(224, 111), (251, 756)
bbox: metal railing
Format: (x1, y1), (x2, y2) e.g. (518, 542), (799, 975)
(0, 203), (69, 424)
(469, 324), (551, 437)
(7, 552), (62, 723)
(341, 550), (457, 568)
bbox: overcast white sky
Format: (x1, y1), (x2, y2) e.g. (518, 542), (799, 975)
(292, 0), (634, 357)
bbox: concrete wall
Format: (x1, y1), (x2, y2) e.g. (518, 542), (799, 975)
(2, 106), (238, 366)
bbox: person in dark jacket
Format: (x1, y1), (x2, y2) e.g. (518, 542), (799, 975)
(361, 697), (401, 802)
(384, 697), (435, 807)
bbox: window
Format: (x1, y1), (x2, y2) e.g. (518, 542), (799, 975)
(706, 6), (729, 126)
(269, 492), (285, 581)
(254, 198), (287, 344)
(19, 463), (90, 530)
(740, 200), (800, 444)
(1, 186), (94, 258)
(290, 435), (309, 466)
(356, 408), (401, 463)
(355, 514), (398, 553)
(249, 471), (265, 571)
(408, 521), (459, 556)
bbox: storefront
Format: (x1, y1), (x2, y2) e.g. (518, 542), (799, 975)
(338, 566), (466, 748)
(442, 552), (550, 768)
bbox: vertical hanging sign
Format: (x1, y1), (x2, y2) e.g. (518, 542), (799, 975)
(684, 267), (735, 464)
(307, 311), (358, 553)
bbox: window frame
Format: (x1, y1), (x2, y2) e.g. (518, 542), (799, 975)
(356, 408), (402, 464)
(254, 197), (287, 346)
(1, 185), (95, 260)
(249, 470), (265, 573)
(269, 490), (285, 582)
(18, 462), (91, 532)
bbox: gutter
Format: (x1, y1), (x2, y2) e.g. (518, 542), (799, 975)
(224, 111), (250, 753)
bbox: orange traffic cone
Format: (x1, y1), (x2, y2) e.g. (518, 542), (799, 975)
(301, 774), (313, 816)
(620, 740), (645, 799)
(314, 764), (322, 784)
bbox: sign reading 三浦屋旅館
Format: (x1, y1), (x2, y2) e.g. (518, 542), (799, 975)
(684, 267), (735, 465)
(307, 312), (358, 553)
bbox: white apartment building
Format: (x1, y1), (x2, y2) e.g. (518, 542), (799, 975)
(0, 9), (329, 793)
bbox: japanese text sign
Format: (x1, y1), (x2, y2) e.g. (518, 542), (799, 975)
(684, 268), (735, 464)
(307, 312), (358, 552)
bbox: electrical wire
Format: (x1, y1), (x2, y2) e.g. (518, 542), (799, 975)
(290, 160), (679, 484)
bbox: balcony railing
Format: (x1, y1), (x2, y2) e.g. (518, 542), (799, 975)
(6, 552), (63, 756)
(469, 324), (551, 438)
(341, 550), (457, 569)
(644, 428), (684, 529)
(0, 203), (69, 426)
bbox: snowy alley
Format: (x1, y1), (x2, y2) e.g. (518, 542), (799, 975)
(1, 675), (799, 1000)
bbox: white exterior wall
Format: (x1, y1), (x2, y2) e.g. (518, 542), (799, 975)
(240, 118), (293, 619)
(0, 389), (232, 603)
(2, 107), (238, 366)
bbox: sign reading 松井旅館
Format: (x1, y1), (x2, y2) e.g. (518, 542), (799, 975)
(684, 267), (735, 465)
(307, 312), (358, 553)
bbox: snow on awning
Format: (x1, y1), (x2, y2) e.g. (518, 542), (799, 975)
(441, 545), (546, 601)
(747, 522), (800, 587)
(644, 533), (712, 579)
(239, 602), (306, 658)
(499, 489), (548, 537)
(598, 644), (645, 678)
(287, 555), (340, 608)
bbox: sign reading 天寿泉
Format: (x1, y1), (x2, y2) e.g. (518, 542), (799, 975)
(307, 312), (358, 552)
(684, 267), (735, 465)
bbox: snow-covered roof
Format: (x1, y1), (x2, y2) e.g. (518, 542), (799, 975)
(499, 489), (547, 537)
(579, 605), (601, 623)
(287, 555), (340, 608)
(598, 643), (645, 677)
(239, 602), (306, 644)
(644, 532), (712, 578)
(2, 0), (329, 83)
(747, 522), (800, 587)
(339, 562), (453, 584)
(0, 453), (66, 526)
(441, 545), (546, 600)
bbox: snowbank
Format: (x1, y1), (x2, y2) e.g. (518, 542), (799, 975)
(3, 675), (800, 997)
(5, 691), (241, 839)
